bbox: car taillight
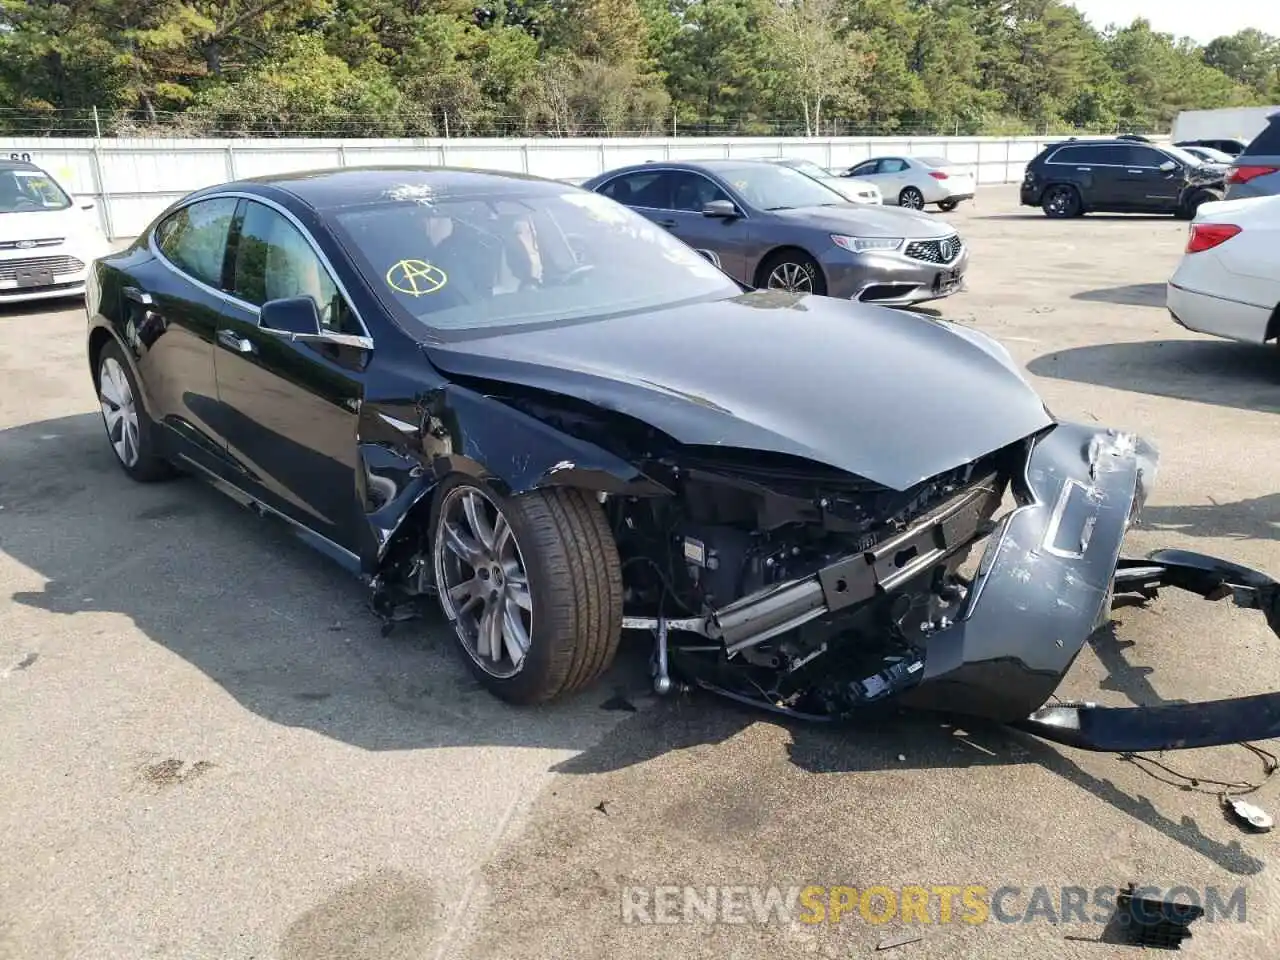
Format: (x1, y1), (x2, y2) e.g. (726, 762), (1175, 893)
(929, 171), (949, 180)
(1186, 223), (1241, 253)
(1227, 165), (1279, 184)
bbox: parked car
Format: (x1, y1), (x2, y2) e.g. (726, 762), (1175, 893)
(1019, 138), (1225, 219)
(1167, 194), (1280, 345)
(837, 156), (977, 211)
(581, 159), (966, 306)
(85, 165), (1280, 751)
(1223, 113), (1280, 201)
(1175, 138), (1249, 157)
(759, 157), (883, 204)
(1, 157), (109, 304)
(1178, 145), (1235, 167)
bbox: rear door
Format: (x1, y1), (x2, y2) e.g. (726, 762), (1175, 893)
(212, 197), (371, 554)
(131, 196), (240, 471)
(1045, 144), (1124, 208)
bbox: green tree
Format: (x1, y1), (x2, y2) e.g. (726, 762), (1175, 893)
(1204, 29), (1280, 97)
(663, 0), (774, 131)
(764, 0), (870, 135)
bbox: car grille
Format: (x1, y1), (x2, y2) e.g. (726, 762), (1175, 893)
(0, 255), (85, 281)
(0, 238), (63, 250)
(904, 235), (962, 265)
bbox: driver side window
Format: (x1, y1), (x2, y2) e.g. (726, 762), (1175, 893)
(231, 201), (361, 336)
(850, 160), (879, 176)
(668, 172), (731, 212)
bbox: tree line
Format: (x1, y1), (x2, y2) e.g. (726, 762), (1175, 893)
(2, 0), (1279, 139)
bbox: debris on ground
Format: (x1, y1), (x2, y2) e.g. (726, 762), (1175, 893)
(1114, 882), (1204, 951)
(1226, 798), (1273, 833)
(875, 931), (923, 951)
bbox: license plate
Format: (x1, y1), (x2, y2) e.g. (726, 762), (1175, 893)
(935, 270), (961, 293)
(15, 268), (55, 289)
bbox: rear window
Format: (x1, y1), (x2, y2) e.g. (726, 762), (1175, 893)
(1242, 116), (1280, 157)
(919, 156), (951, 167)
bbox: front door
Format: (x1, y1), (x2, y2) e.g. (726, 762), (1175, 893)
(1120, 145), (1182, 212)
(663, 171), (752, 281)
(212, 199), (370, 554)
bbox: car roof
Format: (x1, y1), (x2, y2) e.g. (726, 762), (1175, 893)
(213, 165), (576, 212)
(0, 158), (41, 172)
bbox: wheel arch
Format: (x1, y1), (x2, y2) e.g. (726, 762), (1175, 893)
(1042, 180), (1085, 208)
(88, 323), (160, 421)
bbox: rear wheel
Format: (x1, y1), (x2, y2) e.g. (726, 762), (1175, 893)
(1042, 185), (1082, 219)
(758, 249), (827, 296)
(898, 186), (925, 210)
(938, 198), (959, 212)
(1177, 188), (1221, 220)
(431, 479), (623, 705)
(96, 340), (173, 482)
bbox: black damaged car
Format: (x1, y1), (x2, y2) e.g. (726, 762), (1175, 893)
(87, 166), (1280, 752)
(1020, 138), (1225, 219)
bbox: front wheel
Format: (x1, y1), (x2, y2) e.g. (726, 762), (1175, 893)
(898, 186), (925, 210)
(758, 250), (827, 296)
(431, 479), (623, 705)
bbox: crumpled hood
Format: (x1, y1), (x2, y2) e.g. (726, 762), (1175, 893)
(423, 291), (1053, 491)
(772, 203), (953, 239)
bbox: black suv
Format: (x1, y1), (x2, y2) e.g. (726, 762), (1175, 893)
(1019, 138), (1225, 219)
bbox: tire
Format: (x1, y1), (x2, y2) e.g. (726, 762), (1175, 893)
(1042, 185), (1082, 219)
(1177, 188), (1221, 220)
(431, 478), (623, 705)
(757, 249), (827, 296)
(95, 339), (173, 482)
(898, 186), (925, 210)
(938, 198), (959, 212)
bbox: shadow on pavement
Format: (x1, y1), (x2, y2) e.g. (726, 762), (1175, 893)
(1027, 339), (1280, 413)
(1, 412), (1265, 876)
(1072, 283), (1167, 308)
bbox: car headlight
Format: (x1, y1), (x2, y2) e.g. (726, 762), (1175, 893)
(831, 235), (903, 253)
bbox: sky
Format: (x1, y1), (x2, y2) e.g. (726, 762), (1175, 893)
(1066, 1), (1280, 45)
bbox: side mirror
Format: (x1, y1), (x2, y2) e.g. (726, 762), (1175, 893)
(702, 199), (739, 218)
(260, 296), (322, 336)
(1159, 160), (1177, 172)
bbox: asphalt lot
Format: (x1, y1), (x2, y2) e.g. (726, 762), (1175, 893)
(2, 184), (1279, 959)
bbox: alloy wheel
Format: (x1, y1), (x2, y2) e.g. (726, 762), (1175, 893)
(766, 261), (814, 293)
(900, 188), (924, 210)
(1047, 189), (1069, 216)
(434, 485), (533, 678)
(99, 356), (140, 468)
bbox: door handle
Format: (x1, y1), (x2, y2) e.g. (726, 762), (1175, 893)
(1127, 169), (1144, 174)
(1076, 167), (1092, 171)
(216, 328), (255, 354)
(122, 286), (154, 306)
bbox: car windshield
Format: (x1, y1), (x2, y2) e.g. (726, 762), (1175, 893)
(711, 163), (846, 210)
(781, 159), (832, 179)
(0, 168), (72, 214)
(330, 187), (741, 336)
(1163, 145), (1211, 167)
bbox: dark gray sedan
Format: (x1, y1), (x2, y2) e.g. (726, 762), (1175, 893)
(581, 159), (968, 306)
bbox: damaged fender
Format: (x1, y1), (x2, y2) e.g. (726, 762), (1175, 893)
(356, 384), (671, 571)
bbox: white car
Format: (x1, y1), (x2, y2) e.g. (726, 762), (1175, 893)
(761, 157), (883, 204)
(839, 155), (977, 212)
(1167, 194), (1280, 345)
(1, 158), (110, 304)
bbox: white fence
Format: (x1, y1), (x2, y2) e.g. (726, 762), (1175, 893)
(2, 134), (1139, 239)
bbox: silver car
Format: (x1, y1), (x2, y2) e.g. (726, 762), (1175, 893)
(1224, 113), (1280, 201)
(760, 157), (883, 204)
(581, 159), (968, 306)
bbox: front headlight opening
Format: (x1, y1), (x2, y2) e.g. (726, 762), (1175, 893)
(832, 235), (903, 254)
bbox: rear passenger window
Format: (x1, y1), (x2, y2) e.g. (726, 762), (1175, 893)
(598, 171), (670, 209)
(879, 158), (909, 173)
(154, 197), (238, 289)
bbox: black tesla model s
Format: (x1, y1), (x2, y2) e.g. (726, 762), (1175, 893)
(86, 165), (1280, 752)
